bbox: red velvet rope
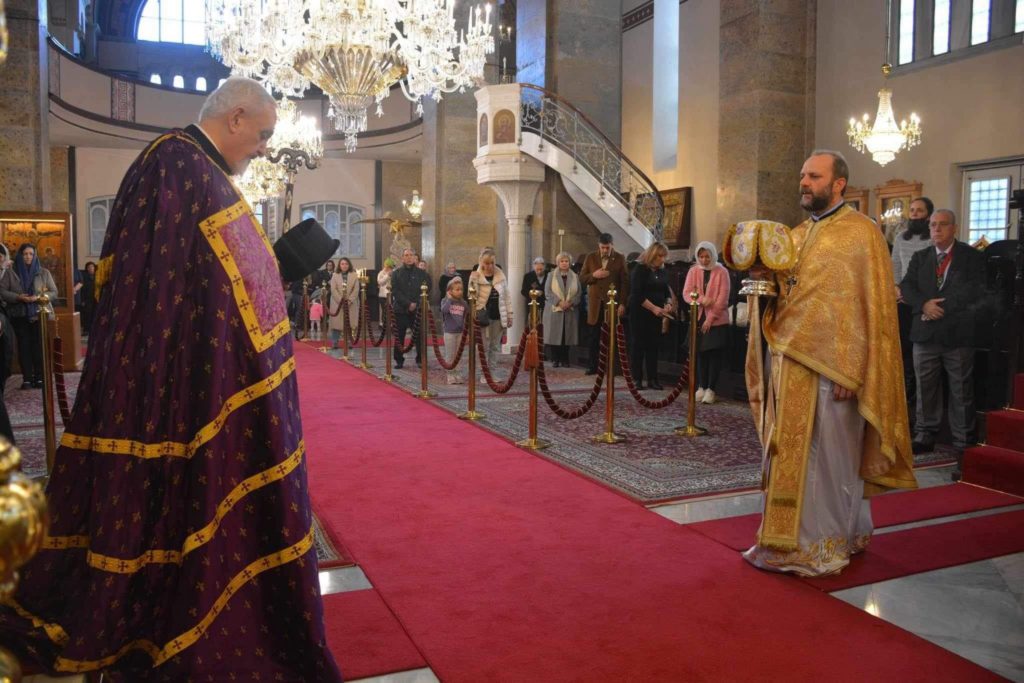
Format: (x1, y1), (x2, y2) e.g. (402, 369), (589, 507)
(475, 325), (529, 394)
(388, 302), (419, 354)
(535, 323), (608, 419)
(615, 322), (689, 409)
(369, 300), (387, 347)
(51, 334), (71, 427)
(426, 309), (470, 370)
(342, 300), (364, 345)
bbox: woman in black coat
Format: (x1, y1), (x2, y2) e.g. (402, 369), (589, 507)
(520, 257), (548, 314)
(627, 241), (674, 390)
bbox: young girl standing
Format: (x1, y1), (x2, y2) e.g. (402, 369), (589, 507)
(440, 277), (467, 384)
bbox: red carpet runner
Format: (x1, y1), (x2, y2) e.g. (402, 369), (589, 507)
(323, 590), (427, 680)
(296, 344), (996, 681)
(964, 372), (1024, 496)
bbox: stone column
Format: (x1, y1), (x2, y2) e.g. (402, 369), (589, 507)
(717, 0), (816, 230)
(0, 0), (51, 211)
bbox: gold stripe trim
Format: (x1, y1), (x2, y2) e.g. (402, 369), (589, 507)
(5, 599), (70, 646)
(55, 442), (306, 574)
(15, 527), (315, 673)
(199, 200), (290, 354)
(59, 357), (295, 459)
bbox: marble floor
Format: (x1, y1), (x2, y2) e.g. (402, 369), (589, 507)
(319, 464), (1023, 683)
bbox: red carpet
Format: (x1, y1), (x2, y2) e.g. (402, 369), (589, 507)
(688, 483), (1024, 552)
(296, 344), (996, 681)
(806, 509), (1024, 592)
(323, 590), (427, 680)
(986, 409), (1024, 452)
(964, 445), (1024, 498)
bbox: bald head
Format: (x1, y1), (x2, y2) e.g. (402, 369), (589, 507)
(197, 77), (277, 176)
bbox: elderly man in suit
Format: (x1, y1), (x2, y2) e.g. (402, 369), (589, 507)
(900, 208), (987, 474)
(579, 233), (629, 375)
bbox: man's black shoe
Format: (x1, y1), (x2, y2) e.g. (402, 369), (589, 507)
(911, 440), (934, 454)
(394, 362), (404, 369)
(584, 368), (597, 375)
(649, 381), (664, 390)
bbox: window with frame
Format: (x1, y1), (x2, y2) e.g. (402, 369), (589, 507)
(299, 202), (365, 258)
(88, 196), (116, 256)
(137, 0), (206, 45)
(896, 0), (1023, 66)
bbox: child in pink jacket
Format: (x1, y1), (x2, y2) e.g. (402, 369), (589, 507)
(309, 299), (324, 341)
(682, 241), (730, 404)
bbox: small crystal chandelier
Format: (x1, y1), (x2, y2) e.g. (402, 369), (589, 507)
(847, 65), (922, 166)
(0, 0), (8, 66)
(234, 99), (323, 206)
(207, 0), (495, 153)
(402, 189), (423, 219)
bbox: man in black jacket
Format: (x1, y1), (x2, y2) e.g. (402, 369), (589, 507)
(900, 209), (987, 469)
(392, 247), (430, 368)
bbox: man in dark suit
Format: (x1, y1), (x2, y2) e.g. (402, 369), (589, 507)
(899, 209), (987, 471)
(579, 233), (629, 375)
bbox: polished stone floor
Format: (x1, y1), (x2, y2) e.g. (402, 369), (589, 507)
(319, 464), (1023, 682)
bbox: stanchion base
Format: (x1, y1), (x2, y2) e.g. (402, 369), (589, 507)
(592, 431), (625, 444)
(0, 647), (22, 682)
(318, 346), (331, 354)
(358, 362), (374, 369)
(516, 438), (550, 450)
(417, 390), (438, 398)
(381, 374), (398, 383)
(675, 425), (709, 437)
(458, 410), (486, 421)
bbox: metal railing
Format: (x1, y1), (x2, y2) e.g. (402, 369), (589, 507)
(518, 83), (664, 242)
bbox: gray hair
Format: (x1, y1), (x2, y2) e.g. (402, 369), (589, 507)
(555, 251), (572, 263)
(932, 208), (958, 224)
(532, 256), (545, 265)
(198, 77), (276, 123)
(478, 247), (497, 264)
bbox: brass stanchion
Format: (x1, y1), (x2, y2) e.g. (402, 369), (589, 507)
(381, 294), (397, 383)
(37, 294), (57, 474)
(676, 290), (708, 437)
(416, 283), (436, 399)
(592, 286), (624, 443)
(318, 285), (330, 354)
(0, 438), (49, 683)
(339, 296), (352, 363)
(517, 290), (549, 450)
(459, 283), (485, 421)
(357, 271), (372, 369)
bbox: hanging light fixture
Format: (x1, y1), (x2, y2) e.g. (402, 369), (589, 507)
(846, 1), (922, 167)
(234, 99), (323, 207)
(207, 0), (495, 153)
(0, 0), (8, 66)
(402, 189), (424, 219)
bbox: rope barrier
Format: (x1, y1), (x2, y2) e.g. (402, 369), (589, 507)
(388, 302), (419, 354)
(615, 323), (690, 409)
(51, 334), (71, 427)
(427, 308), (470, 370)
(475, 325), (529, 394)
(535, 323), (608, 419)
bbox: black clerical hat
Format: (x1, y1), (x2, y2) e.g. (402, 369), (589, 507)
(273, 218), (340, 282)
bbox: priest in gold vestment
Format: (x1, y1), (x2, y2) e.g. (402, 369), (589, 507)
(743, 151), (917, 577)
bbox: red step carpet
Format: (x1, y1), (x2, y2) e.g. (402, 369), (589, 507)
(295, 344), (996, 681)
(323, 590), (427, 680)
(688, 483), (1024, 552)
(964, 372), (1024, 497)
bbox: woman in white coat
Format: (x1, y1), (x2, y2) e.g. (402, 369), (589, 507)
(328, 257), (361, 348)
(467, 247), (512, 369)
(542, 251), (581, 367)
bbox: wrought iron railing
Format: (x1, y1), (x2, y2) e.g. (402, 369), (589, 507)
(519, 83), (664, 242)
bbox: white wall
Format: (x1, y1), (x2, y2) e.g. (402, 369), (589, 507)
(75, 149), (377, 267)
(815, 0), (1024, 220)
(621, 0), (720, 244)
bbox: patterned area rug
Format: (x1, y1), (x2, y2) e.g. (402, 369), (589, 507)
(432, 387), (957, 504)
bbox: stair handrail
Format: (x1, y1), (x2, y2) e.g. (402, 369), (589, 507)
(518, 83), (665, 242)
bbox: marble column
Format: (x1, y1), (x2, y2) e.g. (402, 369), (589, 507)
(0, 0), (51, 211)
(516, 0), (623, 261)
(717, 0), (816, 230)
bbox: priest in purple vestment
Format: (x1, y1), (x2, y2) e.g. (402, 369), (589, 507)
(0, 78), (343, 681)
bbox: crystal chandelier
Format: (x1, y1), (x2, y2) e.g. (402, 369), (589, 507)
(402, 189), (423, 219)
(207, 0), (495, 153)
(234, 99), (323, 206)
(847, 65), (922, 167)
(0, 0), (8, 66)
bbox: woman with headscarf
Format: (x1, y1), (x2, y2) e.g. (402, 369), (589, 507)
(682, 240), (730, 404)
(627, 241), (673, 390)
(0, 243), (58, 388)
(542, 252), (581, 367)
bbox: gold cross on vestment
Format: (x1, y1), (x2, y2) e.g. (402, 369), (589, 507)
(784, 274), (798, 296)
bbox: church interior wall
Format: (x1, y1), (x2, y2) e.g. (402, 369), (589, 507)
(621, 0), (720, 246)
(73, 146), (138, 264)
(815, 0), (1024, 224)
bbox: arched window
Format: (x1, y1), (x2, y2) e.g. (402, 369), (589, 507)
(195, 76), (207, 91)
(172, 75), (185, 88)
(137, 0), (207, 45)
(300, 202), (365, 258)
(88, 196), (116, 256)
(149, 73), (162, 85)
